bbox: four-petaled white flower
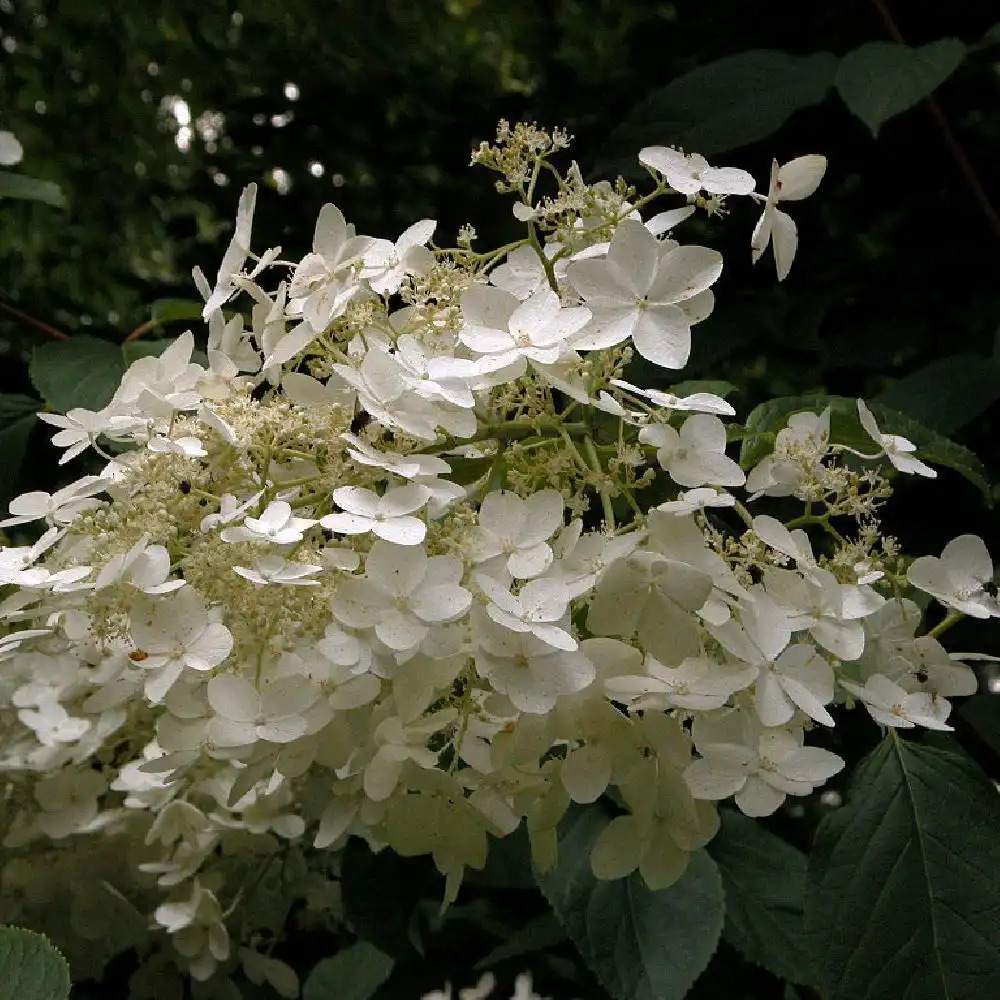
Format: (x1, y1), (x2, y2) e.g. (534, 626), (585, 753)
(751, 155), (827, 280)
(472, 489), (565, 579)
(639, 146), (756, 197)
(856, 400), (936, 478)
(233, 556), (323, 586)
(907, 534), (1000, 619)
(840, 674), (953, 730)
(221, 500), (318, 545)
(639, 414), (745, 488)
(207, 674), (321, 746)
(567, 219), (722, 370)
(322, 484), (430, 545)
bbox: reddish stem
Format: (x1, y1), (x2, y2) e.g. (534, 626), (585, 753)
(0, 300), (70, 340)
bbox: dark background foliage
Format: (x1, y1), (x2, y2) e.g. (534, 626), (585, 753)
(2, 2), (1000, 998)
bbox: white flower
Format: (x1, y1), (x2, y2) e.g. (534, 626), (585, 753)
(331, 540), (471, 652)
(147, 435), (206, 457)
(475, 573), (576, 651)
(841, 674), (953, 730)
(322, 484), (430, 546)
(856, 400), (936, 477)
(233, 556), (323, 586)
(207, 674), (320, 746)
(566, 219), (722, 369)
(686, 713), (843, 816)
(129, 589), (234, 703)
(907, 535), (1000, 619)
(0, 129), (23, 166)
(639, 146), (756, 197)
(220, 500), (318, 545)
(473, 607), (595, 713)
(34, 768), (107, 838)
(0, 476), (106, 528)
(488, 244), (549, 300)
(605, 653), (755, 711)
(609, 379), (735, 417)
(37, 407), (136, 465)
(459, 285), (591, 368)
(745, 408), (831, 500)
(362, 219), (436, 296)
(751, 155), (826, 280)
(656, 487), (736, 516)
(95, 534), (185, 595)
(194, 182), (259, 317)
(154, 879), (230, 981)
(113, 331), (205, 418)
(640, 414), (745, 488)
(472, 490), (564, 579)
(200, 491), (264, 532)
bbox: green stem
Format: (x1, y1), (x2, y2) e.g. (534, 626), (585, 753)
(582, 435), (615, 530)
(926, 609), (964, 639)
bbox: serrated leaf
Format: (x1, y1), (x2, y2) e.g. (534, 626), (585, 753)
(534, 806), (725, 1000)
(874, 353), (1000, 435)
(708, 810), (815, 986)
(739, 393), (992, 503)
(0, 927), (71, 1000)
(836, 39), (966, 136)
(0, 171), (66, 208)
(30, 336), (124, 413)
(805, 734), (1000, 1000)
(303, 942), (394, 1000)
(595, 50), (836, 176)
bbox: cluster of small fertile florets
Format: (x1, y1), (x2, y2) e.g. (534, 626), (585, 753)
(0, 121), (997, 994)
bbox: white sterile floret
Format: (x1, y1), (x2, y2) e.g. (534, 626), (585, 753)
(488, 244), (550, 300)
(362, 219), (436, 296)
(566, 219), (722, 369)
(200, 491), (264, 532)
(322, 483), (430, 545)
(472, 489), (564, 579)
(609, 379), (735, 417)
(206, 674), (320, 746)
(639, 414), (745, 488)
(113, 331), (206, 418)
(331, 540), (471, 652)
(751, 154), (827, 281)
(33, 768), (108, 839)
(605, 653), (755, 711)
(147, 435), (206, 457)
(475, 573), (576, 651)
(220, 500), (318, 545)
(233, 556), (323, 586)
(639, 145), (756, 197)
(153, 878), (230, 981)
(37, 406), (138, 465)
(745, 408), (831, 499)
(856, 399), (936, 478)
(473, 607), (595, 713)
(907, 534), (1000, 619)
(95, 534), (184, 594)
(341, 432), (451, 480)
(656, 487), (737, 515)
(686, 711), (844, 816)
(129, 589), (234, 703)
(0, 476), (106, 528)
(459, 285), (591, 368)
(841, 674), (953, 730)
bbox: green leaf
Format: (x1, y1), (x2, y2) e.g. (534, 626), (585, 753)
(980, 23), (1000, 47)
(473, 913), (569, 971)
(0, 414), (37, 506)
(150, 298), (206, 324)
(873, 353), (1000, 435)
(708, 810), (815, 986)
(534, 806), (725, 1000)
(0, 171), (66, 208)
(303, 942), (394, 1000)
(669, 379), (740, 400)
(30, 336), (125, 413)
(0, 394), (42, 424)
(739, 393), (992, 503)
(596, 50), (837, 170)
(806, 735), (1000, 1000)
(0, 927), (71, 1000)
(836, 39), (966, 136)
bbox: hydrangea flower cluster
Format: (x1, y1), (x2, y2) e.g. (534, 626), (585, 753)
(0, 121), (996, 994)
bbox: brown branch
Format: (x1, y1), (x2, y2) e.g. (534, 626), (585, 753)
(870, 0), (1000, 242)
(0, 300), (70, 340)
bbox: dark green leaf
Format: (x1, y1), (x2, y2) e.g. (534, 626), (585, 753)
(0, 171), (66, 207)
(805, 734), (1000, 1000)
(597, 50), (836, 171)
(708, 810), (815, 986)
(465, 827), (536, 889)
(303, 942), (394, 1000)
(873, 353), (1000, 435)
(0, 414), (36, 506)
(0, 927), (71, 1000)
(836, 39), (966, 136)
(534, 806), (725, 1000)
(0, 394), (41, 424)
(30, 336), (124, 413)
(739, 393), (992, 503)
(150, 298), (207, 323)
(980, 23), (1000, 47)
(669, 380), (740, 400)
(473, 913), (569, 971)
